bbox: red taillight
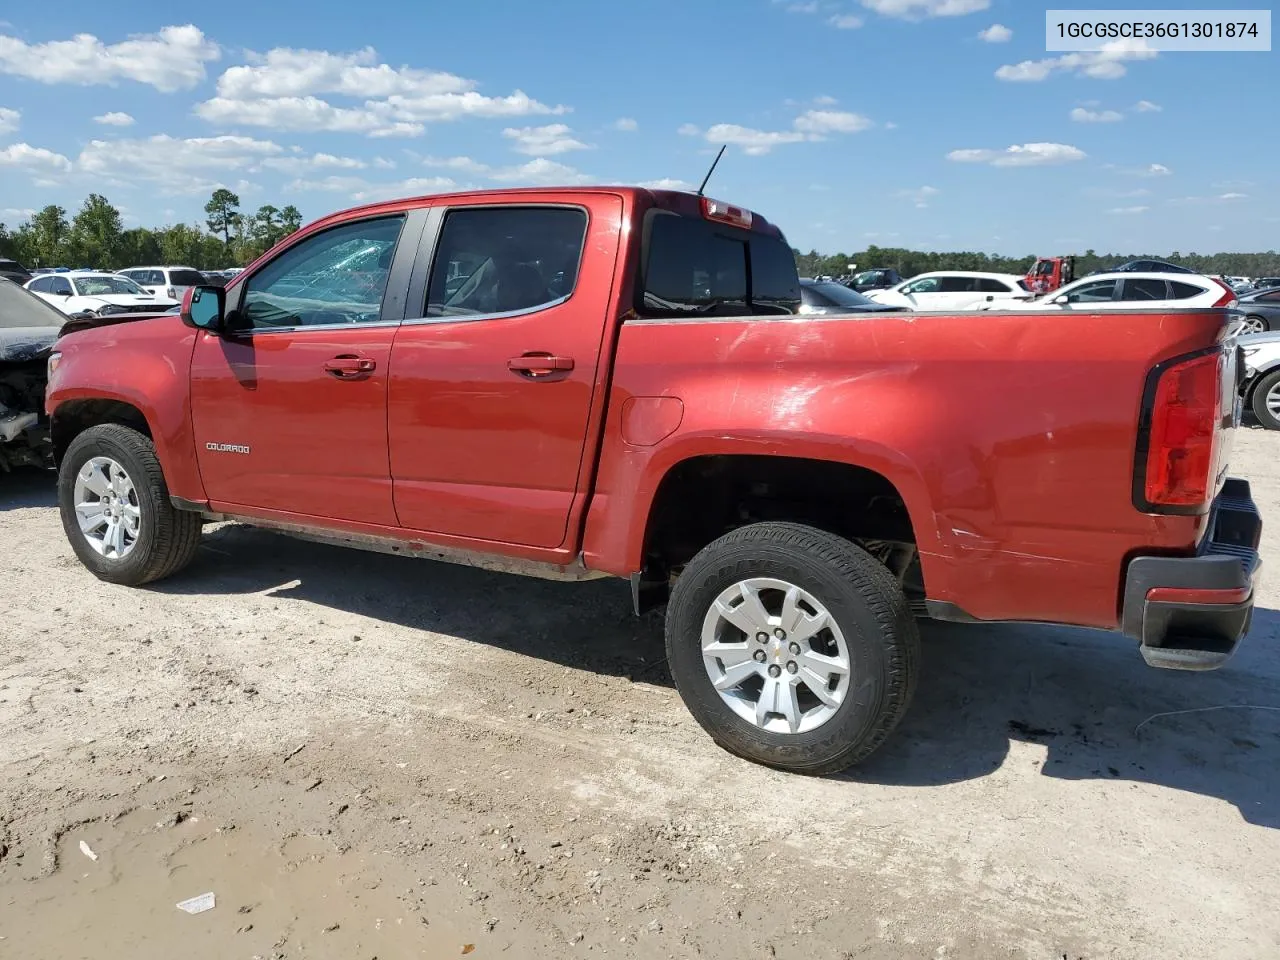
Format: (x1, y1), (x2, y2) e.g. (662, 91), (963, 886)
(1210, 278), (1236, 308)
(700, 196), (753, 229)
(1142, 352), (1221, 509)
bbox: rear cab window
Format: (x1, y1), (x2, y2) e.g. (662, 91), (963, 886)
(638, 208), (799, 318)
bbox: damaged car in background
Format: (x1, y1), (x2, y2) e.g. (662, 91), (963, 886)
(0, 279), (65, 471)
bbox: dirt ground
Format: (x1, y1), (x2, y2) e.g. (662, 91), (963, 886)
(2, 431), (1278, 960)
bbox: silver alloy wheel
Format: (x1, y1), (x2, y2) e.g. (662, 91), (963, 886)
(1243, 315), (1269, 334)
(1266, 378), (1280, 422)
(701, 577), (851, 735)
(73, 456), (141, 559)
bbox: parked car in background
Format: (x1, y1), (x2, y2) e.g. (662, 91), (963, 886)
(25, 272), (178, 317)
(117, 265), (206, 303)
(983, 272), (1236, 314)
(1110, 259), (1195, 274)
(0, 259), (32, 285)
(1239, 331), (1280, 429)
(866, 271), (1031, 311)
(799, 279), (900, 315)
(849, 268), (902, 293)
(1233, 287), (1280, 333)
(1, 277), (65, 470)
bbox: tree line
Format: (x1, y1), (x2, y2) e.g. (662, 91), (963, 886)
(797, 245), (1280, 281)
(3, 189), (1278, 279)
(0, 190), (301, 272)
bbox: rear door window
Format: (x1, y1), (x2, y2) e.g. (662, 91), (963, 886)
(1122, 278), (1169, 301)
(424, 206), (588, 318)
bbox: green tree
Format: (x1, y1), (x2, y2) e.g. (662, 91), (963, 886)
(68, 194), (124, 268)
(29, 204), (70, 267)
(280, 204), (303, 235)
(116, 227), (163, 268)
(157, 223), (206, 267)
(204, 188), (242, 247)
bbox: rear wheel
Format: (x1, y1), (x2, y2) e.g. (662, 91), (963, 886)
(58, 424), (202, 585)
(1251, 370), (1280, 430)
(665, 522), (919, 774)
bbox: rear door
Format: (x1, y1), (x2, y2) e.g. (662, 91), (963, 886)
(190, 211), (421, 524)
(387, 195), (620, 548)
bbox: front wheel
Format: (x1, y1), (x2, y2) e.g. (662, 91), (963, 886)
(1251, 370), (1280, 430)
(58, 424), (202, 585)
(665, 522), (920, 774)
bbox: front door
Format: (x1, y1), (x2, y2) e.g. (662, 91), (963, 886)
(190, 214), (411, 526)
(387, 197), (618, 548)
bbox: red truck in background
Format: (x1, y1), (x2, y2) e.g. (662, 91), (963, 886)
(46, 187), (1261, 774)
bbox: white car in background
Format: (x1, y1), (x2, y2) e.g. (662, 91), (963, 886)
(117, 265), (207, 303)
(982, 272), (1237, 313)
(865, 271), (1032, 311)
(24, 272), (178, 317)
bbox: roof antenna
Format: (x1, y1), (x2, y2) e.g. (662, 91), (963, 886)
(695, 144), (727, 197)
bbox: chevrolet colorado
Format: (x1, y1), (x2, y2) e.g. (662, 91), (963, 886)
(45, 187), (1262, 773)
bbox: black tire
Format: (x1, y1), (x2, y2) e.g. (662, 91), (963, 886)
(665, 522), (920, 774)
(58, 424), (202, 585)
(1251, 370), (1280, 430)
(1245, 315), (1271, 334)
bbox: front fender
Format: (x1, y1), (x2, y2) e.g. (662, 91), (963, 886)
(46, 318), (205, 502)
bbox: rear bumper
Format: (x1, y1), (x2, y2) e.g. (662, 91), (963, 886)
(1121, 478), (1262, 670)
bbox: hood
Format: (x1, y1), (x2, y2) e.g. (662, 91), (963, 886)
(0, 325), (61, 362)
(60, 310), (177, 336)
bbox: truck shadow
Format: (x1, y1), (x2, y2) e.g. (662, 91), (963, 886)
(159, 524), (1280, 829)
(0, 467), (56, 511)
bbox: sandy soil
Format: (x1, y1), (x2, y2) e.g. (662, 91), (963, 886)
(2, 430), (1278, 960)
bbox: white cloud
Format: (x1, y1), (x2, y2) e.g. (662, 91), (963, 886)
(0, 25), (219, 92)
(197, 45), (567, 137)
(1071, 107), (1123, 123)
(421, 154), (591, 185)
(793, 109), (873, 134)
(612, 117), (638, 132)
(996, 39), (1157, 82)
(78, 134), (283, 194)
(93, 111), (135, 126)
(978, 23), (1012, 42)
(502, 123), (590, 156)
(262, 152), (368, 174)
(897, 185), (940, 208)
(0, 106), (17, 134)
(861, 0), (989, 18)
(1134, 99), (1162, 112)
(635, 178), (696, 190)
(947, 142), (1085, 167)
(684, 108), (872, 155)
(829, 15), (865, 28)
(488, 157), (592, 185)
(1108, 206), (1149, 215)
(703, 124), (807, 155)
(350, 177), (457, 202)
(0, 142), (73, 175)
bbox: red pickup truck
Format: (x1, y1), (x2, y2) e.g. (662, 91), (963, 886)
(45, 187), (1261, 773)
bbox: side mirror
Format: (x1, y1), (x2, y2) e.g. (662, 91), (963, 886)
(182, 284), (226, 332)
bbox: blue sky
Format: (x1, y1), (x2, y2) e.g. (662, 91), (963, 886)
(0, 0), (1275, 255)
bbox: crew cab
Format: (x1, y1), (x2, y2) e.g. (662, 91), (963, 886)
(45, 187), (1262, 774)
